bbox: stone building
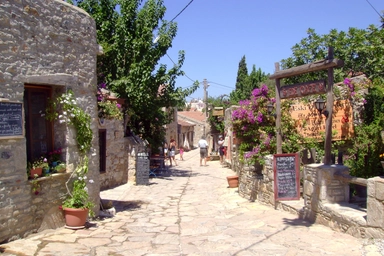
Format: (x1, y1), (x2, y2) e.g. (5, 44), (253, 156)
(178, 110), (206, 148)
(0, 0), (100, 243)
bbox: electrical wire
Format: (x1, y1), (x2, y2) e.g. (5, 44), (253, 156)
(365, 0), (384, 19)
(207, 81), (235, 90)
(166, 53), (197, 83)
(169, 0), (195, 22)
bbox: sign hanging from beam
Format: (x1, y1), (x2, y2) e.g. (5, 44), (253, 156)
(280, 80), (326, 99)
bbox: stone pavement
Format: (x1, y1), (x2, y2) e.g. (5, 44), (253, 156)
(1, 149), (384, 256)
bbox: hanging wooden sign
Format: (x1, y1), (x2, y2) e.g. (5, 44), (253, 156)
(280, 79), (326, 99)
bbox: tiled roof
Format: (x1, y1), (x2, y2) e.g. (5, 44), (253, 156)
(178, 119), (195, 126)
(178, 110), (206, 123)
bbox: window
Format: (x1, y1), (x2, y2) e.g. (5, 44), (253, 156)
(24, 85), (53, 162)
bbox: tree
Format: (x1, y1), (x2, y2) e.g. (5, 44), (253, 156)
(281, 25), (384, 84)
(68, 0), (199, 148)
(230, 55), (249, 103)
(230, 56), (270, 104)
(248, 65), (268, 91)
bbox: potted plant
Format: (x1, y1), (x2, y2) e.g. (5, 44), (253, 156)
(61, 156), (94, 229)
(54, 163), (66, 173)
(27, 157), (49, 178)
(46, 90), (95, 228)
(48, 148), (62, 167)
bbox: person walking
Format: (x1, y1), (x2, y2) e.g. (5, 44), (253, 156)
(179, 146), (184, 161)
(218, 135), (225, 164)
(198, 135), (209, 166)
(163, 141), (169, 164)
(169, 139), (177, 166)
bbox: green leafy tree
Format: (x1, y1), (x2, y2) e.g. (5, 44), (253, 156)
(68, 0), (199, 149)
(281, 25), (384, 84)
(207, 95), (231, 134)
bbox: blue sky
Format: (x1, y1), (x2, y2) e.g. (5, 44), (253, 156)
(159, 0), (383, 101)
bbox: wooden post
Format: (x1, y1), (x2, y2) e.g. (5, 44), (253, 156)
(324, 47), (334, 165)
(274, 63), (282, 154)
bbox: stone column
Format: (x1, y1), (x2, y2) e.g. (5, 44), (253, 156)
(367, 177), (384, 228)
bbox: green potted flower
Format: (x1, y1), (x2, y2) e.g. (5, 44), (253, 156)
(97, 100), (123, 120)
(61, 157), (95, 228)
(27, 157), (49, 178)
(54, 162), (66, 173)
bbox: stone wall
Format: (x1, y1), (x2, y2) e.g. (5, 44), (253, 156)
(99, 119), (128, 190)
(0, 0), (99, 243)
(235, 155), (384, 239)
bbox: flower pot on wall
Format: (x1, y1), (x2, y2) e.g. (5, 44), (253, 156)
(227, 175), (239, 188)
(30, 168), (43, 178)
(63, 208), (89, 229)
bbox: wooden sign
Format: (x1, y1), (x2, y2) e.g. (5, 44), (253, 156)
(289, 100), (354, 141)
(273, 153), (300, 201)
(212, 107), (224, 116)
(0, 101), (24, 139)
(280, 80), (326, 99)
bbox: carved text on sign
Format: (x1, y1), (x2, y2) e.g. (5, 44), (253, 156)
(289, 100), (354, 141)
(280, 80), (326, 99)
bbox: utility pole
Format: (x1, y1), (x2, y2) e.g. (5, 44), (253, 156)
(203, 78), (209, 118)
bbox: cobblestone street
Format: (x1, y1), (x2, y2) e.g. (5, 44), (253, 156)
(1, 149), (383, 255)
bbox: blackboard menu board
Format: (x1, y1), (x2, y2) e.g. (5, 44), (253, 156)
(273, 153), (300, 201)
(0, 101), (24, 138)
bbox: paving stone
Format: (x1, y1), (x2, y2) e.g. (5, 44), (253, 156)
(1, 149), (380, 255)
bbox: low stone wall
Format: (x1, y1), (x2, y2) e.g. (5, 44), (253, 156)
(0, 173), (69, 243)
(99, 119), (128, 190)
(236, 155), (384, 239)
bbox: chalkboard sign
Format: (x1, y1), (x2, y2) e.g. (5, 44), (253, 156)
(273, 153), (300, 201)
(0, 101), (24, 139)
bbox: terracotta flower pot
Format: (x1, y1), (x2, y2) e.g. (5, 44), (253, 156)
(63, 208), (89, 229)
(30, 168), (43, 178)
(227, 175), (239, 188)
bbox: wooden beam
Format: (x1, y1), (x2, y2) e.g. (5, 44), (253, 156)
(324, 48), (335, 165)
(274, 63), (282, 154)
(269, 59), (344, 80)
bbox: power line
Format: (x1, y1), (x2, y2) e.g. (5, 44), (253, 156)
(166, 53), (197, 83)
(365, 0), (384, 19)
(208, 81), (235, 90)
(169, 0), (195, 22)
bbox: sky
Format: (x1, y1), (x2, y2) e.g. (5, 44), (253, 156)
(159, 0), (383, 101)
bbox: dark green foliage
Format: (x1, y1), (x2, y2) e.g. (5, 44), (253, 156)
(69, 0), (199, 150)
(230, 56), (269, 104)
(281, 26), (384, 85)
(344, 81), (384, 178)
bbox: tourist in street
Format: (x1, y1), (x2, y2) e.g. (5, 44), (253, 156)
(169, 139), (177, 166)
(179, 146), (184, 161)
(163, 141), (169, 164)
(218, 135), (225, 164)
(198, 135), (208, 166)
